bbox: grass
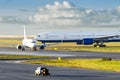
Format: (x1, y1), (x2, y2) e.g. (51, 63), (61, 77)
(25, 58), (120, 72)
(0, 54), (48, 60)
(46, 46), (120, 53)
(1, 38), (120, 72)
(1, 38), (120, 52)
(45, 43), (120, 53)
(0, 39), (21, 47)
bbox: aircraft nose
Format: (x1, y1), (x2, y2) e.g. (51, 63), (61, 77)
(31, 43), (36, 48)
(34, 35), (40, 40)
(34, 36), (38, 40)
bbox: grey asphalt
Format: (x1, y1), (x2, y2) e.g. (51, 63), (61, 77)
(1, 61), (120, 80)
(0, 47), (120, 59)
(0, 47), (120, 80)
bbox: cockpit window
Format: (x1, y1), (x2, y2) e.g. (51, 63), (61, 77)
(31, 41), (36, 43)
(37, 35), (40, 37)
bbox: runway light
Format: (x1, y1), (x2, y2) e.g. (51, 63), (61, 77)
(58, 57), (61, 61)
(97, 46), (99, 48)
(54, 48), (58, 50)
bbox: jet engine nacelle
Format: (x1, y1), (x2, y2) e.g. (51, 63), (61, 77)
(76, 38), (94, 45)
(39, 44), (46, 49)
(82, 38), (94, 45)
(16, 44), (23, 50)
(40, 45), (44, 49)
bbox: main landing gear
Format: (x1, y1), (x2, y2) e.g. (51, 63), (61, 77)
(94, 42), (106, 47)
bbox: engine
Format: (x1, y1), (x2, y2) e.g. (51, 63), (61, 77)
(76, 38), (94, 45)
(82, 38), (94, 45)
(16, 44), (23, 50)
(40, 45), (44, 49)
(39, 44), (46, 49)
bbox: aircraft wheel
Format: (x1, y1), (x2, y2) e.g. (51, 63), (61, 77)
(94, 44), (106, 47)
(94, 44), (97, 47)
(99, 44), (106, 47)
(22, 48), (25, 51)
(35, 74), (38, 76)
(33, 47), (37, 51)
(40, 46), (44, 49)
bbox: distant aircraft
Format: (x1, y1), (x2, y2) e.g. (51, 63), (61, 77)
(34, 32), (120, 49)
(16, 25), (38, 51)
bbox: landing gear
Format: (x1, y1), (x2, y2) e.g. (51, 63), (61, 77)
(40, 43), (46, 50)
(22, 47), (25, 51)
(94, 42), (106, 47)
(40, 46), (44, 50)
(32, 47), (37, 51)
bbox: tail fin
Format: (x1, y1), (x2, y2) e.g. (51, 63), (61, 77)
(23, 24), (27, 39)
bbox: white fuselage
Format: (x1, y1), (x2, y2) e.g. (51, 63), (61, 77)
(22, 38), (37, 49)
(35, 32), (120, 43)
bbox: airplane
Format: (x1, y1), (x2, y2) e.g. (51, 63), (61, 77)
(34, 31), (120, 49)
(16, 25), (38, 51)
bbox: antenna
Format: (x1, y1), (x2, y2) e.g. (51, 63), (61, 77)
(23, 24), (27, 39)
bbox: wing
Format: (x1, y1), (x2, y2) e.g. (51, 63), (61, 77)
(94, 35), (120, 42)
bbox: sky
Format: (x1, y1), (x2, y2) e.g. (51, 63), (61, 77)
(0, 0), (120, 35)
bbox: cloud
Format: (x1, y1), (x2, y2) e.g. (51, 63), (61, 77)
(29, 1), (120, 28)
(0, 16), (30, 24)
(29, 1), (80, 26)
(112, 6), (120, 15)
(1, 1), (120, 28)
(0, 17), (2, 22)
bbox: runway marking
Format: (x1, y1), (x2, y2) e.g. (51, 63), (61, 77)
(0, 51), (75, 57)
(5, 61), (24, 64)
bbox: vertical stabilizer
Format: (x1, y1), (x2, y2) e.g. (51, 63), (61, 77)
(23, 24), (27, 39)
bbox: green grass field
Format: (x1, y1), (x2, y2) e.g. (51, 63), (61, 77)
(1, 38), (120, 52)
(1, 38), (120, 72)
(45, 42), (120, 53)
(0, 54), (49, 60)
(25, 58), (120, 72)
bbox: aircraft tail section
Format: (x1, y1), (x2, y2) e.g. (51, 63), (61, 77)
(23, 24), (27, 39)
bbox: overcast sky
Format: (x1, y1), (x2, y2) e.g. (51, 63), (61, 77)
(0, 0), (120, 35)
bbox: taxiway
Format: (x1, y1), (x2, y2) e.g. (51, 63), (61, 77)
(0, 47), (120, 80)
(0, 47), (120, 59)
(1, 61), (120, 80)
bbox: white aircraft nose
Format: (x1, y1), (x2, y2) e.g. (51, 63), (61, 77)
(29, 43), (36, 48)
(34, 36), (39, 40)
(34, 36), (37, 39)
(34, 35), (41, 40)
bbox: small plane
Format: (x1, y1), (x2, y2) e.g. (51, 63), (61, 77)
(16, 25), (38, 51)
(34, 31), (120, 49)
